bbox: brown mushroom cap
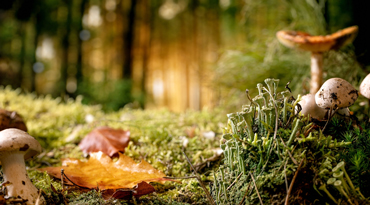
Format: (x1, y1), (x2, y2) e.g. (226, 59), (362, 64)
(276, 26), (358, 53)
(0, 128), (42, 160)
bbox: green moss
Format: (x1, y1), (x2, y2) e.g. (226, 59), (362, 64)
(0, 87), (224, 204)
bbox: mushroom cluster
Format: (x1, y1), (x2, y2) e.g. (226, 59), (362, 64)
(277, 26), (358, 94)
(0, 128), (45, 205)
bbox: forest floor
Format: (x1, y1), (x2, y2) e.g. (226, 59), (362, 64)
(1, 84), (370, 205)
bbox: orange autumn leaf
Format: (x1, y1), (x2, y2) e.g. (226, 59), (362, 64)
(78, 127), (130, 157)
(38, 152), (171, 190)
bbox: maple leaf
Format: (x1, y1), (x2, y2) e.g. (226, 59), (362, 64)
(78, 127), (130, 157)
(38, 152), (174, 199)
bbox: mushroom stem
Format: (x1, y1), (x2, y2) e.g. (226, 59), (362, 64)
(310, 52), (323, 94)
(0, 153), (45, 204)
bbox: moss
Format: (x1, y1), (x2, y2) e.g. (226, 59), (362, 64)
(0, 87), (224, 204)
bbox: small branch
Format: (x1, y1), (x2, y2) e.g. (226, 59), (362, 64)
(284, 159), (289, 195)
(285, 158), (305, 205)
(279, 136), (298, 165)
(164, 176), (197, 180)
(227, 172), (243, 191)
(322, 106), (339, 133)
(250, 172), (264, 205)
(182, 149), (216, 205)
(238, 179), (252, 205)
(61, 169), (64, 191)
(61, 169), (89, 190)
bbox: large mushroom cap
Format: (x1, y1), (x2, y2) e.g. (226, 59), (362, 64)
(315, 78), (358, 109)
(0, 128), (42, 160)
(359, 73), (370, 99)
(276, 26), (358, 53)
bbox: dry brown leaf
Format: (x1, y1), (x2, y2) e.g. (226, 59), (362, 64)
(0, 108), (27, 131)
(78, 127), (130, 157)
(38, 152), (173, 192)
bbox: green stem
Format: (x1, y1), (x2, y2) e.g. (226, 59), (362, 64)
(319, 184), (338, 204)
(287, 119), (301, 147)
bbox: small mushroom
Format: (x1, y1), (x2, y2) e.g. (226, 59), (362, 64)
(0, 128), (45, 205)
(297, 94), (327, 119)
(276, 26), (358, 94)
(315, 78), (358, 110)
(359, 73), (370, 99)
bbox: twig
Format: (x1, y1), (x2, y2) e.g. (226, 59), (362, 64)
(322, 106), (339, 133)
(182, 149), (216, 205)
(61, 169), (64, 191)
(285, 158), (305, 205)
(250, 172), (264, 205)
(279, 136), (298, 165)
(164, 176), (197, 179)
(238, 179), (252, 205)
(61, 169), (90, 189)
(227, 172), (243, 190)
(284, 159), (289, 195)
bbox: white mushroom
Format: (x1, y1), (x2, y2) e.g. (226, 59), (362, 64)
(359, 73), (370, 99)
(297, 94), (327, 119)
(0, 128), (45, 205)
(315, 78), (358, 110)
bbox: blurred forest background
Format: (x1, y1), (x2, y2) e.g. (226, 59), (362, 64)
(0, 0), (369, 112)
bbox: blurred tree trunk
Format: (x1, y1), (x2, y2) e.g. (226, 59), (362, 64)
(31, 23), (39, 92)
(61, 0), (73, 95)
(18, 23), (26, 89)
(140, 0), (152, 107)
(76, 0), (88, 90)
(122, 0), (137, 79)
(190, 0), (200, 110)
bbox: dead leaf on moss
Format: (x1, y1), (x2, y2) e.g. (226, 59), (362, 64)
(78, 127), (130, 157)
(38, 152), (175, 199)
(0, 108), (27, 131)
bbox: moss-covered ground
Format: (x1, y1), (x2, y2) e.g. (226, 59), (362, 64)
(0, 86), (225, 204)
(2, 78), (370, 205)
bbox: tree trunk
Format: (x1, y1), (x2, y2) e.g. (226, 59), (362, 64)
(31, 24), (40, 92)
(122, 0), (137, 79)
(76, 0), (88, 91)
(18, 23), (27, 89)
(61, 0), (73, 95)
(140, 0), (152, 107)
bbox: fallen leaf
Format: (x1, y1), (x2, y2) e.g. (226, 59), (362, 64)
(78, 127), (130, 157)
(101, 181), (155, 200)
(0, 108), (27, 131)
(38, 152), (174, 199)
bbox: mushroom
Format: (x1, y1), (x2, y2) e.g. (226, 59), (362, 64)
(276, 26), (358, 94)
(315, 78), (358, 110)
(359, 73), (370, 99)
(297, 94), (327, 119)
(315, 78), (357, 130)
(0, 128), (45, 205)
